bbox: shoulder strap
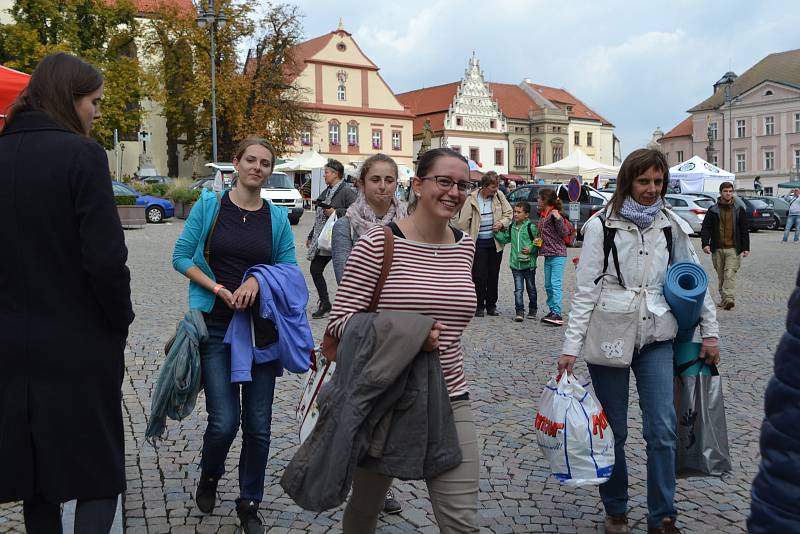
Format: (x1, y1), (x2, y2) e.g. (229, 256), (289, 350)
(203, 192), (222, 263)
(368, 226), (394, 313)
(527, 222), (535, 242)
(594, 214), (625, 289)
(663, 225), (673, 266)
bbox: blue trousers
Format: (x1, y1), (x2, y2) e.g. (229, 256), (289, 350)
(587, 340), (677, 528)
(511, 268), (537, 314)
(783, 214), (800, 241)
(200, 317), (280, 502)
(543, 256), (565, 315)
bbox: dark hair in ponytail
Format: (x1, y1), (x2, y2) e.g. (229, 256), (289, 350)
(538, 188), (562, 211)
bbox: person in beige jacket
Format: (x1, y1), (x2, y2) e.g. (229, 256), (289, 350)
(456, 171), (513, 316)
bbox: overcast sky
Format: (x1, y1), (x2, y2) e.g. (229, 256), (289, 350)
(278, 0), (799, 157)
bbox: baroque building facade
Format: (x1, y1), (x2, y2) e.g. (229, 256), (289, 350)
(660, 49), (800, 194)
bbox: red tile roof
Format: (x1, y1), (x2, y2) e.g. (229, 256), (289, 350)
(660, 116), (693, 140)
(487, 82), (540, 119)
(524, 82), (613, 126)
(396, 82), (459, 116)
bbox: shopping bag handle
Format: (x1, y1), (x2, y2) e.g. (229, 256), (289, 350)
(675, 358), (720, 376)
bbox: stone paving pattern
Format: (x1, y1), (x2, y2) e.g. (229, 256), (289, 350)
(3, 213), (797, 533)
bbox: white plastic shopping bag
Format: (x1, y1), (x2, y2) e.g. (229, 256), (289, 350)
(316, 212), (337, 252)
(534, 372), (614, 486)
(296, 346), (335, 444)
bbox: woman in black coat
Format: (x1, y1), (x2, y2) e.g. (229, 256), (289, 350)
(0, 53), (134, 533)
(748, 266), (800, 532)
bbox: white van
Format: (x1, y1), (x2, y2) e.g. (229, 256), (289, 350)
(204, 163), (304, 225)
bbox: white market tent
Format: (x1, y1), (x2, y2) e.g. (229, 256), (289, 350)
(535, 148), (620, 179)
(397, 164), (414, 185)
(274, 149), (328, 172)
(669, 155), (734, 193)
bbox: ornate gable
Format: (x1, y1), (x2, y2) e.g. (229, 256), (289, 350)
(445, 53), (506, 133)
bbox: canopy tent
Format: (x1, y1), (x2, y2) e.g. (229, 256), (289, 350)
(274, 149), (328, 172)
(535, 148), (620, 178)
(500, 174), (527, 182)
(777, 181), (800, 189)
(397, 164), (414, 185)
(0, 65), (30, 125)
(669, 155), (734, 193)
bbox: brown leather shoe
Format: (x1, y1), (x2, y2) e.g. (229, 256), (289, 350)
(648, 516), (681, 534)
(604, 514), (631, 534)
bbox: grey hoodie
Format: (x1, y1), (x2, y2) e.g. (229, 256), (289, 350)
(280, 311), (462, 512)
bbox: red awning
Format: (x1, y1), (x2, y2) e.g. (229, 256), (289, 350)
(0, 65), (31, 124)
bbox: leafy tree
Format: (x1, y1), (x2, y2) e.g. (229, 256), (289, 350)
(0, 0), (147, 148)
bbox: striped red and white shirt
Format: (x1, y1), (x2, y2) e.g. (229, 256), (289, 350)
(326, 225), (477, 398)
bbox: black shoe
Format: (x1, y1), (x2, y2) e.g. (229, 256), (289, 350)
(474, 308), (485, 317)
(543, 313), (564, 326)
(486, 308), (499, 316)
(311, 300), (331, 319)
(195, 473), (218, 514)
(527, 310), (537, 319)
(236, 499), (265, 534)
(540, 312), (554, 323)
(383, 489), (402, 515)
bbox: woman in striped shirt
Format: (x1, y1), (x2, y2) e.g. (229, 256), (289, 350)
(326, 148), (480, 533)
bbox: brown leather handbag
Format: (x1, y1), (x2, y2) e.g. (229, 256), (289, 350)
(321, 226), (394, 361)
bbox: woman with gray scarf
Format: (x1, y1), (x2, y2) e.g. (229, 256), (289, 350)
(307, 159), (357, 318)
(331, 154), (407, 283)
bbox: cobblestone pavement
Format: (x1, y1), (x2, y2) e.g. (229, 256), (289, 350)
(2, 213), (797, 533)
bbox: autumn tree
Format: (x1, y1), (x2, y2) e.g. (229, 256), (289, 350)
(238, 3), (315, 157)
(0, 0), (148, 148)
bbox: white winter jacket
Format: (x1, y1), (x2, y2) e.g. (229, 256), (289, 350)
(562, 207), (719, 357)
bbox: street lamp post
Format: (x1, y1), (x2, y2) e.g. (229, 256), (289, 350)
(197, 0), (226, 163)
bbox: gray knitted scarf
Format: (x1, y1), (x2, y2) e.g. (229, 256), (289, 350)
(619, 196), (664, 229)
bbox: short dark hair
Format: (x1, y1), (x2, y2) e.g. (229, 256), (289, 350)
(719, 181), (734, 192)
(325, 159), (344, 179)
(481, 171), (499, 188)
(6, 52), (103, 135)
(609, 148), (669, 215)
(515, 201), (531, 214)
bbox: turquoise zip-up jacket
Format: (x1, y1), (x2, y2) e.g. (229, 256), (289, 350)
(172, 189), (297, 311)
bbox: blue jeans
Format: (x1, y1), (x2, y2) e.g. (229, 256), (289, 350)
(511, 268), (537, 314)
(587, 341), (677, 528)
(543, 256), (566, 315)
(783, 214), (800, 241)
(200, 317), (280, 502)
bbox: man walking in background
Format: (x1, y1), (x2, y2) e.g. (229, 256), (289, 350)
(701, 182), (750, 310)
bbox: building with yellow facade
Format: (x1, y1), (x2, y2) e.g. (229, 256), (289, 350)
(283, 22), (414, 169)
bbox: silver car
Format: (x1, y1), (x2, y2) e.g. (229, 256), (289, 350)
(665, 194), (715, 234)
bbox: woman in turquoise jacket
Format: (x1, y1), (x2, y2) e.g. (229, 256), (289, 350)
(172, 137), (296, 534)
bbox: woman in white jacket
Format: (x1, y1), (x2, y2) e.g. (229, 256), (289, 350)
(557, 149), (720, 534)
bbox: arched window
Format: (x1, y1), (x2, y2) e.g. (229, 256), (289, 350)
(337, 84), (346, 101)
(329, 120), (340, 145)
(347, 121), (358, 146)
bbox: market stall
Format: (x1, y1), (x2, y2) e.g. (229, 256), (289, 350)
(0, 65), (30, 126)
(669, 155), (734, 193)
(535, 148), (620, 181)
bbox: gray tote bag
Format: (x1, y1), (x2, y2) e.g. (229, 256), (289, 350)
(674, 361), (732, 477)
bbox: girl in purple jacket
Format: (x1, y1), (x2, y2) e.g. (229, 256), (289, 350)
(537, 189), (569, 325)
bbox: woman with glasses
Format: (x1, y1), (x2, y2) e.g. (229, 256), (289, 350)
(326, 148), (480, 533)
(456, 171), (513, 317)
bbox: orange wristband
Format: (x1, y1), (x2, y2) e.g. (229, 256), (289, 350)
(212, 284), (224, 295)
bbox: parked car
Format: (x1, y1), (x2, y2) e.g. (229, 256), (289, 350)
(664, 194), (714, 234)
(506, 183), (608, 241)
(259, 171), (304, 225)
(112, 181), (174, 224)
(137, 175), (173, 186)
(191, 167), (303, 225)
(751, 195), (790, 229)
(739, 197), (775, 232)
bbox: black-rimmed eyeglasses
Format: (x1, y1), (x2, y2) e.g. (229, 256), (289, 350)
(419, 176), (475, 193)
